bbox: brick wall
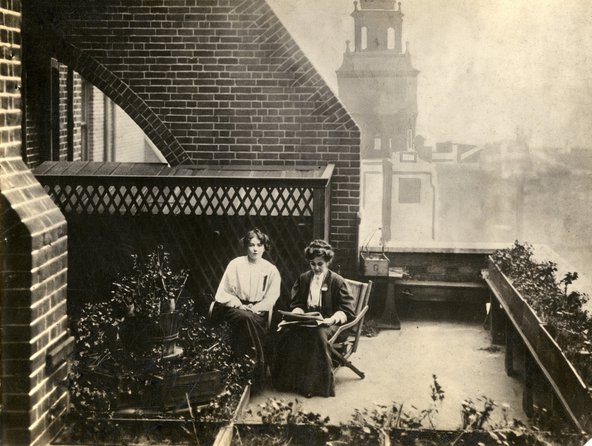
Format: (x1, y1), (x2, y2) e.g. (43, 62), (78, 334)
(90, 84), (104, 161)
(58, 64), (68, 160)
(28, 0), (362, 274)
(72, 71), (82, 161)
(0, 2), (71, 444)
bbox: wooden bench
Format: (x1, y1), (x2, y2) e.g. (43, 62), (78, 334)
(394, 279), (488, 302)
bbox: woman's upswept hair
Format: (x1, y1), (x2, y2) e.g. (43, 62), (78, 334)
(304, 239), (334, 262)
(241, 228), (271, 252)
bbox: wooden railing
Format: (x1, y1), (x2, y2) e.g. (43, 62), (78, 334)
(34, 162), (334, 305)
(485, 257), (592, 432)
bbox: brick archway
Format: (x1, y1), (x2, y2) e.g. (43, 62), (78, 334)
(54, 41), (191, 166)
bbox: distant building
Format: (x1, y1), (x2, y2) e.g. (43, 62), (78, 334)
(414, 137), (481, 164)
(336, 0), (419, 160)
(361, 152), (436, 243)
(385, 151), (436, 241)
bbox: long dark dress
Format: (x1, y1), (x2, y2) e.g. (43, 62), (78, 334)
(271, 270), (355, 397)
(211, 256), (281, 384)
(210, 303), (268, 381)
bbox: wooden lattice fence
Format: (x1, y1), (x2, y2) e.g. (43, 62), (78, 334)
(34, 162), (334, 312)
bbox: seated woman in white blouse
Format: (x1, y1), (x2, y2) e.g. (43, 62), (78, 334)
(210, 228), (281, 385)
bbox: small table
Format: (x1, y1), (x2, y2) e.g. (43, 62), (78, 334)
(366, 267), (403, 330)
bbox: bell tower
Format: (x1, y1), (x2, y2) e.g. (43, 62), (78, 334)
(337, 0), (419, 159)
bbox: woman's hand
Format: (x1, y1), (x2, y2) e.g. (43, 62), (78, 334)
(322, 317), (338, 326)
(292, 307), (305, 314)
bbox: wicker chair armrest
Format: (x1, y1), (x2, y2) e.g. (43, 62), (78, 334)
(328, 305), (369, 345)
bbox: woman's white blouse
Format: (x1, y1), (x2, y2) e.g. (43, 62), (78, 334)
(215, 256), (281, 312)
(307, 271), (327, 309)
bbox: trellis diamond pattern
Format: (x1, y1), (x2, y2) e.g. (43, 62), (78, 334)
(43, 183), (314, 217)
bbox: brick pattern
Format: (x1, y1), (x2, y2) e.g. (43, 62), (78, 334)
(53, 41), (191, 166)
(57, 67), (84, 162)
(1, 3), (70, 445)
(22, 71), (41, 165)
(34, 0), (361, 274)
(58, 64), (68, 160)
(90, 84), (105, 161)
(72, 71), (82, 160)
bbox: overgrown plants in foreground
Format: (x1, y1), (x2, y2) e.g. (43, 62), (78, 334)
(237, 376), (585, 446)
(59, 246), (254, 444)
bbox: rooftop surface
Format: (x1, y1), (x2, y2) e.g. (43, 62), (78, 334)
(243, 319), (525, 430)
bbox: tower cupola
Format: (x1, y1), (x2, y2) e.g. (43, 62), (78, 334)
(337, 0), (419, 160)
(352, 0), (403, 53)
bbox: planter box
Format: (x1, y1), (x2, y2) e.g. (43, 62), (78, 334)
(486, 257), (592, 431)
(116, 369), (224, 412)
(231, 425), (522, 446)
(52, 419), (225, 445)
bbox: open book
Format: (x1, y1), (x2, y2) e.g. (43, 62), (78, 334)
(277, 310), (324, 330)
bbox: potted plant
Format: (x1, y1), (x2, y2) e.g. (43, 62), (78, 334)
(113, 246), (187, 357)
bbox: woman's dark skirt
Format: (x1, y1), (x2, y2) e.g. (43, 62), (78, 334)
(210, 302), (268, 384)
(271, 325), (338, 397)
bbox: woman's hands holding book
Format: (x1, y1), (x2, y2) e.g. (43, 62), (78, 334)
(288, 308), (338, 325)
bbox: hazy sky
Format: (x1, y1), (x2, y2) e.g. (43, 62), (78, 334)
(267, 0), (592, 148)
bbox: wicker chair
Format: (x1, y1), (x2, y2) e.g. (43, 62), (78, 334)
(328, 279), (373, 379)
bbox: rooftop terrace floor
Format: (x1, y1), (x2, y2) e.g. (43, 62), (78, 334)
(243, 318), (526, 430)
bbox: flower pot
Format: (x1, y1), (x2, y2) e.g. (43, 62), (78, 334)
(120, 311), (181, 356)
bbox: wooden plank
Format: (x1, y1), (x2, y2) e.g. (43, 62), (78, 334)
(166, 166), (191, 177)
(110, 163), (138, 176)
(77, 162), (104, 176)
(212, 423), (234, 446)
(485, 259), (586, 432)
(32, 161), (58, 175)
(93, 162), (121, 176)
(34, 162), (334, 188)
(394, 279), (487, 289)
(123, 163), (167, 177)
(40, 161), (73, 175)
(320, 163), (335, 182)
(59, 161), (91, 176)
(232, 384), (251, 421)
(312, 186), (325, 240)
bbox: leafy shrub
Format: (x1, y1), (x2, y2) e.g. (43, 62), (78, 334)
(340, 375), (446, 444)
(111, 246), (188, 321)
(236, 398), (331, 446)
(491, 241), (592, 384)
(236, 376), (581, 446)
(63, 247), (254, 443)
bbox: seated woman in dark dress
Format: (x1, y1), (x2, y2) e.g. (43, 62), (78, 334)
(271, 239), (355, 398)
(210, 229), (281, 384)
